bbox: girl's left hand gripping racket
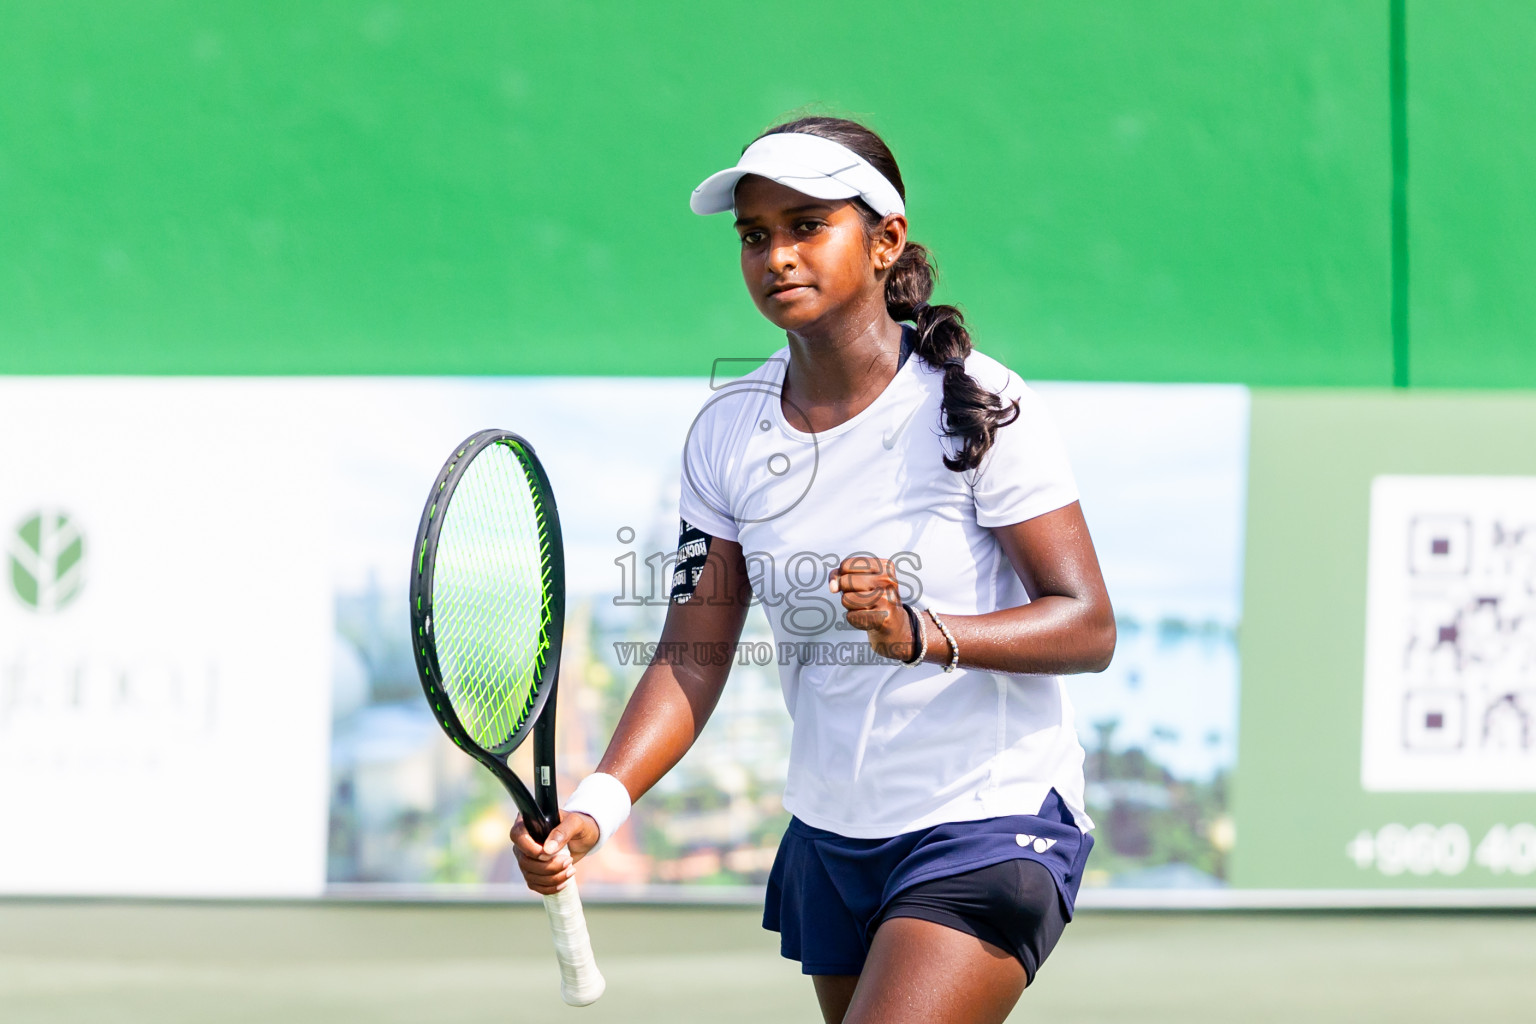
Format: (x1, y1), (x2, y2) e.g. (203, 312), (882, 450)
(409, 428), (605, 1007)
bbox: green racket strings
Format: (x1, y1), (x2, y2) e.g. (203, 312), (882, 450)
(431, 440), (552, 750)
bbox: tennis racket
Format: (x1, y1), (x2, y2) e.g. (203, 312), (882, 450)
(408, 428), (605, 1007)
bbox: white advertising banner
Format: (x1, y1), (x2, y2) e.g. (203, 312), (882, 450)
(0, 380), (333, 896)
(0, 376), (1250, 897)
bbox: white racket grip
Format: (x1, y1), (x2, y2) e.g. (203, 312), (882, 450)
(543, 883), (605, 1006)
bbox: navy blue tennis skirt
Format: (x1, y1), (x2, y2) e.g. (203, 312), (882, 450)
(763, 789), (1092, 978)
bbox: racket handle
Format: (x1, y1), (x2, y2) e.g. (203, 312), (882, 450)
(542, 883), (606, 1006)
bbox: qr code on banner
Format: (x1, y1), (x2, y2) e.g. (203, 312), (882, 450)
(1361, 476), (1536, 791)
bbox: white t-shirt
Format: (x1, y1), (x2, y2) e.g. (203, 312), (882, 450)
(678, 342), (1094, 838)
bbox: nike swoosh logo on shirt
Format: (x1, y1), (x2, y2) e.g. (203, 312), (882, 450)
(882, 405), (920, 449)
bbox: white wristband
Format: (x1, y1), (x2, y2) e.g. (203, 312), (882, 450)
(562, 773), (632, 852)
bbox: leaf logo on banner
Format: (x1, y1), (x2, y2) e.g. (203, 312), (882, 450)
(9, 510), (86, 612)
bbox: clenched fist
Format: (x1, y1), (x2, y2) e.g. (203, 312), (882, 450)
(829, 555), (923, 663)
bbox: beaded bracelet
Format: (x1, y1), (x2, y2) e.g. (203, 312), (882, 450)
(926, 608), (959, 673)
(899, 602), (928, 667)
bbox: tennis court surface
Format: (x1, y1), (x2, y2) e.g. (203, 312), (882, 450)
(2, 901), (1531, 1022)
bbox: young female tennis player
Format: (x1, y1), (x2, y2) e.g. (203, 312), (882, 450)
(513, 116), (1115, 1024)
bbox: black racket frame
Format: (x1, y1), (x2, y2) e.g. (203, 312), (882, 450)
(409, 428), (566, 843)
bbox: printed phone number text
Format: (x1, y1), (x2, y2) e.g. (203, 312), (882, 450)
(1346, 823), (1536, 877)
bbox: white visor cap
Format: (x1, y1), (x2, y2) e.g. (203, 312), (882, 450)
(690, 132), (905, 218)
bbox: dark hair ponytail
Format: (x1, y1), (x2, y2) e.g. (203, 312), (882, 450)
(757, 116), (1019, 472)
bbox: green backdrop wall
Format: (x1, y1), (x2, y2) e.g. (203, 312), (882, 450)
(0, 2), (1529, 382)
(1408, 1), (1536, 388)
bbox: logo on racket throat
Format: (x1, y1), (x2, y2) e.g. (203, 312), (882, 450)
(8, 509), (85, 613)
